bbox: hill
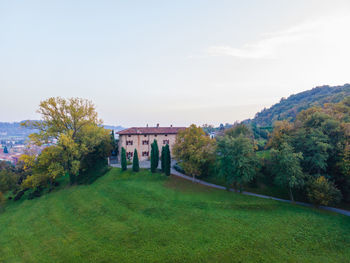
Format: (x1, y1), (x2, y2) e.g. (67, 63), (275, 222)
(0, 121), (124, 142)
(0, 168), (349, 262)
(0, 121), (38, 142)
(248, 84), (350, 126)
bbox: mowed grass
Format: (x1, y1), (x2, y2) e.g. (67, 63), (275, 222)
(0, 168), (349, 263)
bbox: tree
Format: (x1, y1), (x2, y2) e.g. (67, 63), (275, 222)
(150, 140), (159, 173)
(0, 170), (20, 194)
(121, 147), (127, 171)
(3, 146), (8, 154)
(21, 146), (65, 189)
(173, 124), (216, 181)
(217, 135), (257, 192)
(161, 146), (165, 172)
(307, 176), (342, 206)
(132, 149), (139, 172)
(110, 130), (116, 156)
(271, 142), (305, 202)
(225, 124), (253, 139)
(164, 144), (171, 176)
(22, 97), (110, 185)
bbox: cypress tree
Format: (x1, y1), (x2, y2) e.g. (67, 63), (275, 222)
(150, 142), (156, 172)
(121, 147), (127, 171)
(154, 139), (159, 169)
(161, 146), (165, 172)
(3, 146), (8, 154)
(110, 130), (116, 156)
(132, 149), (139, 172)
(165, 144), (171, 176)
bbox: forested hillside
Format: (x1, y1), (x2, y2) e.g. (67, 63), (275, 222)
(249, 84), (350, 126)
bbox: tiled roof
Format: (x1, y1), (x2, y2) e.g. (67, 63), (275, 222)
(117, 127), (186, 135)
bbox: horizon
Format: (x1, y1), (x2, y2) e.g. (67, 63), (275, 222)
(1, 1), (350, 127)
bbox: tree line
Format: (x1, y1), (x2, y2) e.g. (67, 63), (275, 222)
(172, 97), (350, 206)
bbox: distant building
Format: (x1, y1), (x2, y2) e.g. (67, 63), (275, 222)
(117, 124), (186, 162)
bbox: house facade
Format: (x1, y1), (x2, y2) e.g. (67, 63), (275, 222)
(117, 125), (186, 162)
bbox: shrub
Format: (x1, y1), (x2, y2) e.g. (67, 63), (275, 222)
(14, 189), (26, 201)
(0, 191), (5, 207)
(307, 176), (342, 206)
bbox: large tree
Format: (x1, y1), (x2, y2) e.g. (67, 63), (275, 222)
(271, 142), (305, 202)
(216, 135), (257, 192)
(173, 124), (216, 181)
(22, 97), (111, 185)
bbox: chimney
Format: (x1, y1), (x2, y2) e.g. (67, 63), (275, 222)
(146, 124), (148, 127)
(156, 123), (159, 128)
(170, 124), (173, 127)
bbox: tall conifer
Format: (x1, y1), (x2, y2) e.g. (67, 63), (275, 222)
(132, 149), (139, 172)
(165, 144), (171, 176)
(150, 142), (156, 173)
(161, 146), (165, 172)
(121, 147), (127, 171)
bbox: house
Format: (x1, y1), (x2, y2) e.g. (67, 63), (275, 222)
(117, 124), (186, 162)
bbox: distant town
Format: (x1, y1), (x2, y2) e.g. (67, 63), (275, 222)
(0, 121), (124, 164)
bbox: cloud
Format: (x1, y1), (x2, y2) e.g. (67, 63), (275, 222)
(204, 17), (333, 59)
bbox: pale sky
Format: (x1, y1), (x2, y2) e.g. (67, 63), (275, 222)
(1, 0), (349, 127)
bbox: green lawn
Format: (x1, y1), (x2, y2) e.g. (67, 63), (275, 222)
(0, 168), (349, 262)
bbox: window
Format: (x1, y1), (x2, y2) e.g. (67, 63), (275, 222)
(126, 152), (133, 159)
(142, 140), (149, 145)
(163, 140), (169, 145)
(128, 135), (131, 137)
(126, 140), (133, 145)
(154, 134), (157, 137)
(142, 151), (149, 157)
(165, 134), (168, 137)
(144, 135), (147, 137)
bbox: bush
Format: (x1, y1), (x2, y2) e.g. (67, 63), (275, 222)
(307, 176), (342, 206)
(14, 189), (26, 201)
(173, 163), (185, 174)
(28, 187), (43, 200)
(0, 191), (5, 207)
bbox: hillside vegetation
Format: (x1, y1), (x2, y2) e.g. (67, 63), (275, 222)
(1, 168), (349, 263)
(249, 84), (350, 126)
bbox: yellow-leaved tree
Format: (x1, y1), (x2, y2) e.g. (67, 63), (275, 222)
(21, 97), (112, 187)
(173, 124), (216, 181)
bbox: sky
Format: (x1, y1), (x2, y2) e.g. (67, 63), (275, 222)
(1, 0), (350, 127)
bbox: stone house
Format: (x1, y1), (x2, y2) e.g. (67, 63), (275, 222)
(117, 125), (186, 162)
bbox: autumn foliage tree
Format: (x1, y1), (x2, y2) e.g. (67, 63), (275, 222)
(21, 97), (111, 187)
(173, 124), (216, 181)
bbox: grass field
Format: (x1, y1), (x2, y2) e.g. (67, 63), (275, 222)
(0, 168), (350, 262)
